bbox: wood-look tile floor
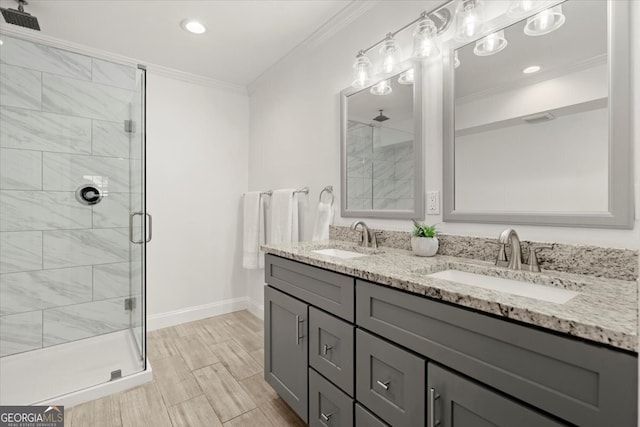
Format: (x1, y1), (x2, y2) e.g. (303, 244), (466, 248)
(65, 310), (306, 427)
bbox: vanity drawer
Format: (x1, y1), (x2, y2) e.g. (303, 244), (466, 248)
(355, 404), (389, 427)
(265, 254), (355, 321)
(309, 368), (354, 427)
(356, 280), (638, 427)
(309, 307), (354, 396)
(355, 329), (425, 427)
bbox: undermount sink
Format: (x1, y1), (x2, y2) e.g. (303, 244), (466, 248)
(427, 269), (579, 304)
(312, 248), (369, 259)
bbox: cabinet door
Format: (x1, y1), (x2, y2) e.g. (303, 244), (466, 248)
(309, 368), (353, 427)
(356, 329), (425, 427)
(428, 363), (567, 427)
(265, 285), (308, 422)
(309, 307), (354, 396)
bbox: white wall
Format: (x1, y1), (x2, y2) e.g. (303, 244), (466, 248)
(146, 73), (249, 329)
(247, 1), (640, 312)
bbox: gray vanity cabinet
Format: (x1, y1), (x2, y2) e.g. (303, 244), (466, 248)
(428, 363), (567, 427)
(264, 285), (309, 422)
(264, 254), (638, 427)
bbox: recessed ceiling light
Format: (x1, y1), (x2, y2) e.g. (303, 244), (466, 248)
(523, 65), (541, 74)
(181, 19), (206, 35)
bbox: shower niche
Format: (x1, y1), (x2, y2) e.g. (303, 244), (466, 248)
(0, 34), (150, 406)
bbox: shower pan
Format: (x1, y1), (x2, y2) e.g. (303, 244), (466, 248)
(0, 33), (150, 406)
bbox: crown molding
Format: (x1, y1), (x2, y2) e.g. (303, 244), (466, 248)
(248, 0), (378, 92)
(0, 27), (247, 95)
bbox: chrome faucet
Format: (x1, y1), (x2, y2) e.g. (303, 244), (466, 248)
(350, 220), (379, 248)
(495, 228), (552, 272)
(497, 228), (523, 270)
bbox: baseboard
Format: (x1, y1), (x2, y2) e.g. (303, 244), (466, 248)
(147, 297), (248, 330)
(247, 298), (264, 320)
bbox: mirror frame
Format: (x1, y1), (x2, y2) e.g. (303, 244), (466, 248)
(340, 61), (425, 219)
(443, 0), (633, 229)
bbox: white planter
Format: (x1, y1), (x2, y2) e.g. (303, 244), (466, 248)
(411, 236), (439, 257)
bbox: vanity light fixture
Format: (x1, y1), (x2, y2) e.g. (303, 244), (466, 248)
(473, 30), (508, 56)
(352, 50), (374, 89)
(524, 5), (565, 36)
(522, 65), (541, 74)
(380, 33), (400, 73)
(454, 50), (461, 68)
(398, 69), (415, 85)
(181, 19), (206, 34)
(455, 0), (485, 42)
(412, 13), (440, 59)
(349, 2), (451, 89)
(370, 79), (392, 96)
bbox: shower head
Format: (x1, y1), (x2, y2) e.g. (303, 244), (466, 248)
(1, 0), (40, 31)
(373, 110), (390, 122)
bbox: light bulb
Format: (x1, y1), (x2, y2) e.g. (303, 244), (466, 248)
(524, 5), (565, 36)
(412, 16), (440, 59)
(370, 80), (392, 96)
(473, 30), (507, 56)
(507, 0), (542, 18)
(352, 51), (373, 89)
(380, 34), (399, 74)
(398, 69), (415, 85)
(455, 0), (485, 41)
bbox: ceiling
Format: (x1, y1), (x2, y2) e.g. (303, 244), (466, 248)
(0, 0), (355, 86)
(455, 0), (607, 99)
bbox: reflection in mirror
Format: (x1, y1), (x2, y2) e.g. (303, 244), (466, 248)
(341, 64), (424, 219)
(444, 0), (632, 228)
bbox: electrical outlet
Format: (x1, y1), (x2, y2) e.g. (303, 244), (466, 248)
(427, 191), (440, 214)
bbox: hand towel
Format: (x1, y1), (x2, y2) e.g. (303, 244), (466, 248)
(312, 200), (334, 241)
(242, 191), (265, 269)
(270, 189), (299, 244)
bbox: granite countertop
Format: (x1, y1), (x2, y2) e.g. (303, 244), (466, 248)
(262, 240), (638, 352)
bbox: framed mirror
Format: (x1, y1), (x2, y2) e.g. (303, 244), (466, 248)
(341, 62), (424, 219)
(443, 0), (633, 228)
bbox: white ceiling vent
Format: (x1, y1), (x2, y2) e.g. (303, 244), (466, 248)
(522, 112), (555, 124)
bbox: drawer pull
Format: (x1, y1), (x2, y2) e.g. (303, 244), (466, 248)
(320, 412), (333, 422)
(376, 380), (390, 391)
(322, 344), (333, 355)
(428, 387), (441, 427)
(295, 315), (305, 345)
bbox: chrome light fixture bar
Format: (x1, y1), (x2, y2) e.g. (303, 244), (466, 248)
(349, 1), (453, 88)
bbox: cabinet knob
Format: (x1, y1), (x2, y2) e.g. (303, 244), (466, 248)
(322, 344), (333, 355)
(320, 412), (333, 422)
(376, 380), (390, 390)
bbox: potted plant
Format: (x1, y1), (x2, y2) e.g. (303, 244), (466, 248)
(411, 219), (439, 257)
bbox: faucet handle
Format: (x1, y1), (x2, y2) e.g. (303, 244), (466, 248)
(371, 231), (383, 249)
(526, 244), (553, 272)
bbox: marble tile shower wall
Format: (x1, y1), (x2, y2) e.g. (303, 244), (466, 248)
(346, 122), (414, 210)
(0, 36), (138, 357)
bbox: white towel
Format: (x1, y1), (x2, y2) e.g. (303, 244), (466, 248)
(270, 189), (299, 244)
(312, 201), (334, 241)
(242, 191), (265, 269)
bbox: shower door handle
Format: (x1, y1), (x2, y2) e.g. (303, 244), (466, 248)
(129, 212), (144, 244)
(145, 213), (152, 243)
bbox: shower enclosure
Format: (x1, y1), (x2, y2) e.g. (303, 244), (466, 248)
(0, 34), (149, 405)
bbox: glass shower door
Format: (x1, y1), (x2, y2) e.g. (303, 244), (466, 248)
(0, 34), (148, 405)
